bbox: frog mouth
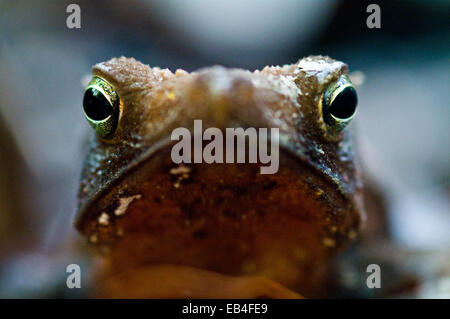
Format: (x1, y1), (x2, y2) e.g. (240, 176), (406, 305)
(93, 264), (303, 298)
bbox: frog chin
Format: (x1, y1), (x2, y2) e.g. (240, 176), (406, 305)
(93, 264), (303, 299)
(79, 143), (361, 298)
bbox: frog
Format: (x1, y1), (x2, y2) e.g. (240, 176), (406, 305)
(76, 56), (364, 298)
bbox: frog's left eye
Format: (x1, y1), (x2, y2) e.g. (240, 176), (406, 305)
(322, 75), (358, 132)
(83, 77), (120, 139)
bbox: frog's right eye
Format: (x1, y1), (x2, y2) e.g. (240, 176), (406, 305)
(83, 76), (120, 138)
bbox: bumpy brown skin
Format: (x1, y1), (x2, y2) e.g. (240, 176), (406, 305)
(76, 56), (364, 298)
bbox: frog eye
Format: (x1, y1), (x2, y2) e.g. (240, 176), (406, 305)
(322, 75), (358, 132)
(83, 76), (120, 138)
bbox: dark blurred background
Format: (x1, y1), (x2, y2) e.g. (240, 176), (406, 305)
(0, 0), (448, 297)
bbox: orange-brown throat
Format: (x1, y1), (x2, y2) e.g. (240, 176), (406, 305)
(81, 147), (361, 297)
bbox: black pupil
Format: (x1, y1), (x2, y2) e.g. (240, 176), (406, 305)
(83, 88), (113, 121)
(329, 86), (357, 119)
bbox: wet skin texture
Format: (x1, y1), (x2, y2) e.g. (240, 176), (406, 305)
(77, 56), (364, 298)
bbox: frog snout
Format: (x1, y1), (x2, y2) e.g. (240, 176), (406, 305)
(180, 67), (286, 132)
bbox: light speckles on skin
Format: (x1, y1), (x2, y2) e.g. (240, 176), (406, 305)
(297, 58), (344, 84)
(322, 237), (336, 248)
(98, 212), (110, 226)
(151, 67), (174, 82)
(123, 134), (144, 148)
(171, 165), (191, 189)
(170, 165), (192, 175)
(114, 194), (142, 216)
(89, 233), (98, 244)
(165, 91), (176, 101)
(175, 69), (188, 77)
